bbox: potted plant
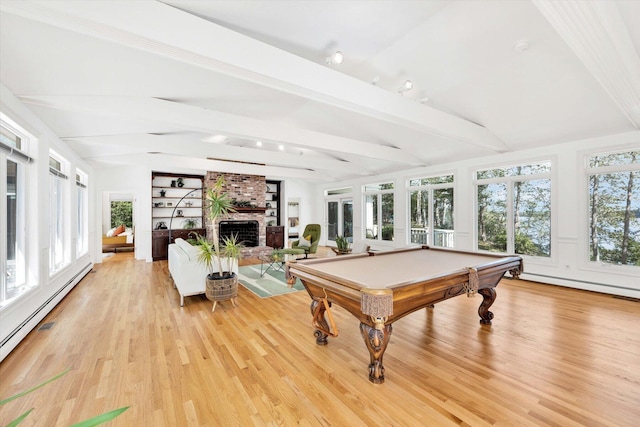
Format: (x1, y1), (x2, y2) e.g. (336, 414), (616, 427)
(183, 218), (199, 229)
(195, 176), (241, 310)
(334, 235), (352, 255)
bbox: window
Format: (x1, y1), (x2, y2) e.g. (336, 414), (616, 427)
(110, 201), (132, 228)
(76, 169), (88, 257)
(1, 120), (34, 308)
(476, 162), (551, 256)
(49, 151), (69, 274)
(364, 182), (394, 241)
(588, 150), (640, 266)
(408, 175), (454, 247)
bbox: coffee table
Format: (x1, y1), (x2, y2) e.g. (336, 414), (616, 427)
(260, 248), (305, 278)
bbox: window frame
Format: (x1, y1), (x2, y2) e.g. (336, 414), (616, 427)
(474, 160), (553, 258)
(0, 116), (36, 310)
(583, 148), (640, 271)
(363, 181), (395, 242)
(407, 173), (455, 248)
(76, 169), (89, 258)
(49, 150), (70, 276)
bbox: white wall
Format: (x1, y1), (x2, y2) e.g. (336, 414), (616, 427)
(0, 84), (95, 361)
(279, 177), (319, 234)
(316, 131), (640, 298)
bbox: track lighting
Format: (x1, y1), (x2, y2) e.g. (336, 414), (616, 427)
(398, 80), (413, 95)
(326, 51), (344, 66)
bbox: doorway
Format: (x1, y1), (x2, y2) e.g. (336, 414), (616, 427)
(102, 192), (135, 254)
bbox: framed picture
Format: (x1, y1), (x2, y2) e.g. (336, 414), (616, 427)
(167, 202), (173, 207)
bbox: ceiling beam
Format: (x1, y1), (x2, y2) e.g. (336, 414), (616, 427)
(20, 95), (422, 165)
(63, 133), (370, 172)
(534, 0), (640, 128)
(1, 0), (510, 152)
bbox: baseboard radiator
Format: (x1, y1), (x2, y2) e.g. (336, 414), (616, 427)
(0, 263), (92, 361)
(521, 272), (639, 297)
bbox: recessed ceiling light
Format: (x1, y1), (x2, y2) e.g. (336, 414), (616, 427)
(278, 144), (284, 151)
(256, 141), (262, 147)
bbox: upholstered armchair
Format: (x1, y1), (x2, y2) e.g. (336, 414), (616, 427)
(291, 223), (321, 258)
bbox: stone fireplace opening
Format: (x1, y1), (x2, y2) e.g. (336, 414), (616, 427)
(219, 220), (259, 247)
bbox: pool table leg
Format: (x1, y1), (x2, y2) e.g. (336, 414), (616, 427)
(359, 322), (393, 384)
(310, 300), (329, 345)
(478, 287), (496, 325)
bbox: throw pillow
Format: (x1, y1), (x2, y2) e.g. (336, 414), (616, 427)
(106, 227), (117, 237)
(297, 235), (311, 248)
(113, 224), (126, 236)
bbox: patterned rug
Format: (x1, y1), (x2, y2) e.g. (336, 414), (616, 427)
(237, 264), (305, 298)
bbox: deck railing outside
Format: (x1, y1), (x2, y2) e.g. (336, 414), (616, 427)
(410, 228), (455, 248)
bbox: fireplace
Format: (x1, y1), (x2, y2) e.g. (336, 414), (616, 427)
(219, 220), (259, 247)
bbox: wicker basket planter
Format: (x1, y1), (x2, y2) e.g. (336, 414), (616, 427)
(206, 273), (238, 312)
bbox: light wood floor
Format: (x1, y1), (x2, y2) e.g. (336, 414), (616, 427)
(1, 250), (639, 426)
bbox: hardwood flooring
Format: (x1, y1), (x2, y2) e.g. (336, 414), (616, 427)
(1, 251), (639, 426)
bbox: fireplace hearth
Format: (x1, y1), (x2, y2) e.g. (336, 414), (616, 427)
(219, 220), (259, 247)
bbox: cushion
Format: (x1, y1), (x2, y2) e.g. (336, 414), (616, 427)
(297, 235), (311, 248)
(175, 237), (198, 260)
(106, 227), (117, 237)
(113, 224), (126, 236)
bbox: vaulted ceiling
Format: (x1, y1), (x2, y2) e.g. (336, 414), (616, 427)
(1, 1), (638, 182)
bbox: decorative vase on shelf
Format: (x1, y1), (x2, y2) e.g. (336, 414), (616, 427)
(177, 177), (184, 187)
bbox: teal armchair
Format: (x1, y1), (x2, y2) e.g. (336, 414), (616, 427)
(291, 224), (321, 259)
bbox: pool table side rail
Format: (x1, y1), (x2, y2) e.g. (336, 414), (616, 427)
(292, 246), (523, 293)
(289, 247), (523, 325)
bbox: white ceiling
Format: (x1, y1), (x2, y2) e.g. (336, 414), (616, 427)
(1, 0), (638, 182)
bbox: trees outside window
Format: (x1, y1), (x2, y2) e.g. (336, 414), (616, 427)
(364, 182), (394, 241)
(408, 175), (454, 247)
(110, 201), (133, 228)
(476, 162), (551, 256)
(588, 150), (639, 266)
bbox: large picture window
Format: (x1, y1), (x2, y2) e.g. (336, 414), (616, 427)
(364, 182), (394, 241)
(1, 120), (34, 308)
(408, 174), (454, 247)
(476, 162), (551, 257)
(588, 150), (639, 266)
(49, 151), (69, 274)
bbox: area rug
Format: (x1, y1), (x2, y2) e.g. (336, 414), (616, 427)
(237, 264), (305, 298)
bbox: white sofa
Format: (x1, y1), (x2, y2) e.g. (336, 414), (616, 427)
(168, 238), (238, 306)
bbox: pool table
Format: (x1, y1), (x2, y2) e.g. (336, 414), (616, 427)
(288, 246), (523, 383)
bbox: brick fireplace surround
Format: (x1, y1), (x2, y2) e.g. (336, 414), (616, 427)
(204, 172), (273, 259)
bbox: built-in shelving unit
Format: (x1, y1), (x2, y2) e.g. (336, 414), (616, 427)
(151, 172), (205, 260)
(265, 180), (281, 226)
(265, 180), (284, 248)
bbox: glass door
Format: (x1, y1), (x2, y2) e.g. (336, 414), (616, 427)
(326, 198), (353, 245)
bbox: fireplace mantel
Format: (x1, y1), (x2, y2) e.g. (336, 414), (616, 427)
(233, 206), (267, 213)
